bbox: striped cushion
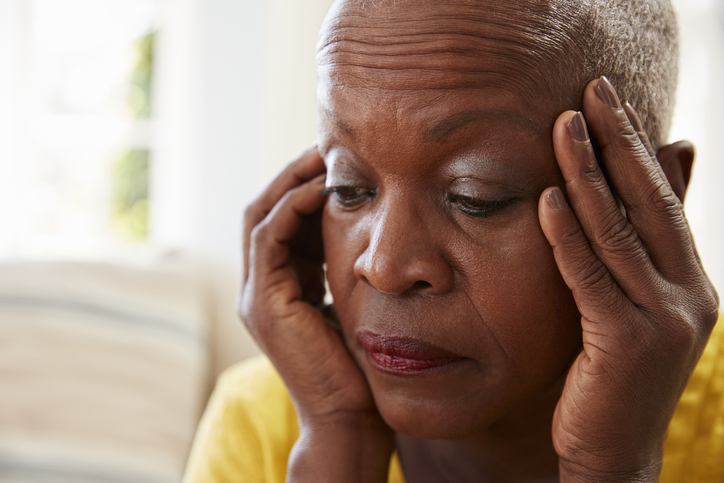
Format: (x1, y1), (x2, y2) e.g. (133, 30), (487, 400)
(0, 261), (211, 483)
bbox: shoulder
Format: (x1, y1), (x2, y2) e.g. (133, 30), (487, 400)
(215, 355), (293, 413)
(662, 313), (724, 482)
(183, 355), (299, 483)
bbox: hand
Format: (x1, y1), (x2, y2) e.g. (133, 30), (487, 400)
(539, 77), (719, 482)
(238, 147), (393, 482)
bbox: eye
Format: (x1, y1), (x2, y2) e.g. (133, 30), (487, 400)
(320, 185), (375, 208)
(448, 194), (516, 218)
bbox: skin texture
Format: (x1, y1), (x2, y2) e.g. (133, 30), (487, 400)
(238, 1), (719, 482)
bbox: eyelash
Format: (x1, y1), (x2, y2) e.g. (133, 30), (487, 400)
(321, 186), (515, 217)
(320, 185), (375, 207)
(447, 194), (516, 217)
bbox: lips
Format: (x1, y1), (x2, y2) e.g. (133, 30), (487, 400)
(357, 330), (464, 376)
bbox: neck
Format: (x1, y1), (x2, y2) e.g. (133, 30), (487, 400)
(396, 375), (565, 483)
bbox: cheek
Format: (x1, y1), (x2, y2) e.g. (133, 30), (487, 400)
(322, 205), (359, 309)
(459, 214), (581, 374)
(324, 199), (580, 358)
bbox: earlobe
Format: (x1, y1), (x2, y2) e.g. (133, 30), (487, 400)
(656, 140), (695, 202)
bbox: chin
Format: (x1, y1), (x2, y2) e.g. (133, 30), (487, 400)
(368, 364), (571, 441)
(374, 392), (494, 440)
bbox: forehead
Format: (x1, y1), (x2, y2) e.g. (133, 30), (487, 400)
(317, 0), (578, 95)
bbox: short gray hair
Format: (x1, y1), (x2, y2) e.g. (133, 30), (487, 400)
(567, 0), (679, 148)
(325, 0), (679, 148)
(474, 0), (679, 148)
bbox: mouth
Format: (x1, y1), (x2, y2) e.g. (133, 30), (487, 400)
(357, 330), (465, 376)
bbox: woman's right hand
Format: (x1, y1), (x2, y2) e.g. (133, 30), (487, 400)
(238, 147), (394, 482)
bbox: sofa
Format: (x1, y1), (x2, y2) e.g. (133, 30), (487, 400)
(0, 260), (260, 483)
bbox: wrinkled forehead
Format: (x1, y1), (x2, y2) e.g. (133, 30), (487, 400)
(317, 0), (581, 100)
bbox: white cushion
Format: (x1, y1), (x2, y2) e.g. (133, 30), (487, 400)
(0, 261), (211, 483)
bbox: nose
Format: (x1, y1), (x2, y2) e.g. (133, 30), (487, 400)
(353, 198), (454, 295)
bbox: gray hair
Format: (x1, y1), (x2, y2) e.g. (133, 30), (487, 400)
(565, 0), (679, 148)
(324, 0), (679, 148)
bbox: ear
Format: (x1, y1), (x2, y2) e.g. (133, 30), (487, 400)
(656, 140), (695, 202)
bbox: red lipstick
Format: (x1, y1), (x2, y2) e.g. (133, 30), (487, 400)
(357, 331), (464, 376)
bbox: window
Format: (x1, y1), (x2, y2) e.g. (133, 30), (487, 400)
(0, 0), (158, 259)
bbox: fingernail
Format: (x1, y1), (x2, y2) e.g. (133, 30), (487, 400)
(567, 112), (590, 143)
(623, 102), (645, 132)
(596, 76), (621, 109)
(547, 187), (568, 211)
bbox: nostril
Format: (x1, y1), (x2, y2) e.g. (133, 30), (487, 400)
(411, 280), (432, 290)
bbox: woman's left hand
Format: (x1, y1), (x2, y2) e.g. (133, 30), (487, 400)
(539, 76), (719, 482)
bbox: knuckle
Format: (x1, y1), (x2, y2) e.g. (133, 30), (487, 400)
(556, 218), (612, 295)
(607, 128), (651, 165)
(697, 289), (720, 333)
(598, 216), (640, 256)
(236, 280), (256, 323)
(623, 168), (679, 214)
(576, 258), (610, 292)
(242, 203), (255, 224)
(242, 202), (265, 232)
(236, 297), (250, 325)
(236, 285), (271, 343)
(667, 304), (699, 346)
(699, 309), (719, 336)
(613, 124), (642, 150)
(580, 164), (607, 186)
(709, 284), (721, 314)
(250, 218), (271, 244)
(660, 317), (700, 362)
(556, 223), (609, 290)
(557, 221), (598, 264)
(558, 216), (587, 247)
(236, 298), (259, 338)
(646, 286), (718, 355)
(649, 186), (682, 215)
(281, 184), (302, 202)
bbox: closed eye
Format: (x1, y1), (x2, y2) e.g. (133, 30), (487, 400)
(448, 194), (516, 217)
(320, 185), (375, 208)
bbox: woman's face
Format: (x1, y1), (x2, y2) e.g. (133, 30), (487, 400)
(318, 0), (583, 439)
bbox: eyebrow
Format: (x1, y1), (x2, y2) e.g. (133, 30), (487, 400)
(321, 108), (354, 137)
(426, 110), (542, 143)
(320, 107), (542, 142)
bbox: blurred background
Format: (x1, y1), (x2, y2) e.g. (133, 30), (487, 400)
(0, 0), (721, 482)
(0, 0), (335, 266)
(0, 0), (722, 283)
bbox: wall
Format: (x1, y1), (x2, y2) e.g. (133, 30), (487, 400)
(150, 0), (724, 295)
(150, 0), (334, 268)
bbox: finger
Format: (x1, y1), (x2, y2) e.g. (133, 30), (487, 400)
(552, 110), (659, 303)
(622, 102), (708, 288)
(248, 174), (327, 295)
(623, 102), (655, 158)
(538, 186), (636, 337)
(582, 77), (696, 279)
(291, 256), (326, 307)
(622, 101), (676, 207)
(242, 146), (325, 282)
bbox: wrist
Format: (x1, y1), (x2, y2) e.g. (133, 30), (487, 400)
(287, 412), (395, 483)
(559, 457), (662, 483)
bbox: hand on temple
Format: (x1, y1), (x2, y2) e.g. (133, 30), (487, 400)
(238, 147), (394, 482)
(539, 76), (719, 482)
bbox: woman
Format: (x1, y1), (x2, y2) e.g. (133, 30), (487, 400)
(185, 0), (720, 481)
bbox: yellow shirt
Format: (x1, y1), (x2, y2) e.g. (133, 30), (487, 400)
(184, 318), (724, 483)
